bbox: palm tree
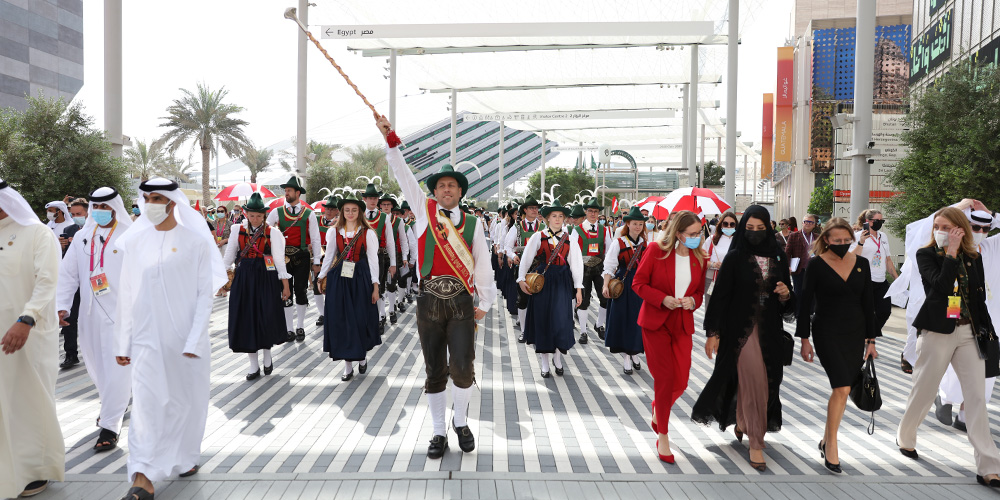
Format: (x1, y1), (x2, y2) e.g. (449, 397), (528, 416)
(239, 146), (274, 184)
(157, 155), (197, 184)
(124, 139), (165, 181)
(156, 83), (252, 205)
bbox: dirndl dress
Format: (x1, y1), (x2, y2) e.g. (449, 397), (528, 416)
(323, 253), (381, 361)
(524, 263), (576, 354)
(228, 256), (288, 353)
(604, 265), (644, 355)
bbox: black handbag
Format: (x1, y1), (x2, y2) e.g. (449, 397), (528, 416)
(850, 357), (882, 434)
(780, 331), (794, 366)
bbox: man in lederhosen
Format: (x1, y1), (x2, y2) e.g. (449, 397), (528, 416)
(401, 201), (420, 301)
(389, 201), (413, 312)
(266, 176), (322, 342)
(502, 196), (546, 343)
(378, 116), (494, 458)
(575, 198), (614, 344)
(313, 195), (340, 327)
(362, 183), (396, 329)
(379, 194), (409, 321)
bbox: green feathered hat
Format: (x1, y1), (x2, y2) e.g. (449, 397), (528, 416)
(323, 195), (341, 210)
(280, 176), (306, 194)
(569, 204), (585, 219)
(337, 192), (366, 211)
(243, 192), (268, 213)
(400, 201), (411, 212)
(520, 195), (542, 209)
(360, 183), (382, 199)
(424, 164), (469, 199)
(623, 206), (646, 221)
(540, 198), (571, 218)
(583, 197), (604, 211)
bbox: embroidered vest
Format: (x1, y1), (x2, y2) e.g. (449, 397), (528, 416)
(392, 216), (403, 253)
(317, 217), (335, 246)
(517, 219), (546, 249)
(277, 205), (312, 249)
(617, 237), (645, 267)
(419, 200), (478, 279)
(538, 231), (570, 267)
(366, 211), (388, 248)
(335, 229), (368, 263)
(575, 222), (607, 256)
(237, 225), (272, 259)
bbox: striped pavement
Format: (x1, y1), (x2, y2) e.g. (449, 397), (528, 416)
(42, 290), (1000, 498)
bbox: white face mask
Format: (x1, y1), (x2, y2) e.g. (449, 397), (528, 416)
(934, 230), (949, 248)
(46, 211), (57, 222)
(974, 232), (986, 246)
(145, 202), (171, 225)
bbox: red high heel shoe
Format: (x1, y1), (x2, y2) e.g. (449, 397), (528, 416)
(655, 439), (675, 464)
(650, 401), (658, 433)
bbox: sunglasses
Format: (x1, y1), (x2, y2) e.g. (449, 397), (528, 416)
(803, 220), (816, 225)
(721, 222), (736, 228)
(971, 224), (991, 233)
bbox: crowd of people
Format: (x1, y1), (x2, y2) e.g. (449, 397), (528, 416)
(2, 114), (999, 497)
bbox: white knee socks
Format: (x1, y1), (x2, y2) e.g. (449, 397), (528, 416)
(344, 361), (353, 375)
(296, 304), (307, 329)
(452, 383), (472, 427)
(262, 349), (272, 367)
(428, 391), (447, 437)
(553, 351), (563, 369)
(248, 353), (260, 373)
(623, 354), (631, 371)
(315, 294), (325, 316)
(283, 307), (293, 331)
(577, 309), (588, 332)
(540, 353), (551, 373)
(377, 298), (385, 319)
(386, 292), (396, 314)
(597, 307), (608, 328)
(518, 308), (527, 333)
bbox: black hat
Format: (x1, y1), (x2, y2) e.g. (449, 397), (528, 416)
(424, 164), (469, 199)
(280, 176), (306, 194)
(520, 195), (542, 209)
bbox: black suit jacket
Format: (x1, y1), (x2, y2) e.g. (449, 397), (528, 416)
(913, 246), (998, 376)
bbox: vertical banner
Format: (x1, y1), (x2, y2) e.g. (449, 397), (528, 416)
(762, 93), (774, 178)
(774, 47), (794, 163)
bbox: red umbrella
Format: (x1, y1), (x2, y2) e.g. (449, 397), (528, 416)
(215, 182), (276, 201)
(660, 188), (732, 215)
(638, 200), (670, 220)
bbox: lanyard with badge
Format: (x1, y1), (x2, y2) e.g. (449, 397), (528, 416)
(89, 221), (118, 296)
(947, 279), (962, 319)
(869, 232), (882, 268)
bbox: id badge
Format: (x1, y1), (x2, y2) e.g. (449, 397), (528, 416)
(947, 296), (962, 319)
(90, 273), (111, 297)
(588, 243), (599, 254)
(341, 261), (356, 279)
(264, 255), (276, 271)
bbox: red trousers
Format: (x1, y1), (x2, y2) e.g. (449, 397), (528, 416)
(643, 325), (693, 435)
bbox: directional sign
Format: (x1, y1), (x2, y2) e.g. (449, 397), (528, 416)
(463, 110), (675, 122)
(320, 21), (715, 39)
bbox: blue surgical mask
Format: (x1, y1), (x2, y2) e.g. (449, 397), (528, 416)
(645, 222), (655, 230)
(132, 207), (140, 215)
(722, 228), (736, 236)
(684, 236), (701, 249)
(72, 216), (87, 226)
(92, 209), (113, 226)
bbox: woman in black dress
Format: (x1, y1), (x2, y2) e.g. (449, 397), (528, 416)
(797, 217), (878, 473)
(691, 205), (795, 472)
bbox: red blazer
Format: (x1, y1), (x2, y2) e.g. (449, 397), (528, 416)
(631, 243), (706, 334)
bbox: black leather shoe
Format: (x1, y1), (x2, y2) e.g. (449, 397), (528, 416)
(954, 418), (967, 432)
(263, 363), (273, 376)
(286, 331), (295, 342)
(20, 480), (48, 497)
(399, 302), (407, 312)
(342, 370), (354, 382)
(179, 465), (199, 477)
(934, 396), (953, 426)
(624, 368), (633, 375)
(977, 475), (1000, 487)
(358, 361), (368, 374)
(59, 355), (79, 370)
(595, 325), (606, 340)
(541, 371), (551, 379)
(295, 328), (306, 342)
(316, 315), (325, 327)
(824, 459), (842, 473)
(632, 360), (641, 371)
(408, 294), (415, 303)
(518, 334), (526, 343)
(390, 312), (398, 324)
(427, 435), (448, 459)
(898, 443), (918, 460)
(246, 369), (261, 381)
(579, 332), (589, 344)
(555, 366), (564, 376)
(453, 419), (476, 452)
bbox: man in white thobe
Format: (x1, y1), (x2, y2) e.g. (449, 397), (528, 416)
(113, 178), (226, 499)
(57, 187), (133, 452)
(0, 179), (64, 498)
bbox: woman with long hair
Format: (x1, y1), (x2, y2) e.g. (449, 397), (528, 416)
(518, 200), (584, 378)
(691, 205), (795, 472)
(896, 207), (1000, 487)
(222, 193), (291, 380)
(797, 218), (879, 473)
(317, 194), (381, 382)
(703, 211), (738, 306)
(631, 211), (706, 463)
(602, 206), (649, 375)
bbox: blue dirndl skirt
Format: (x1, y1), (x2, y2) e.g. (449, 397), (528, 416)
(604, 267), (644, 355)
(524, 263), (575, 353)
(228, 257), (288, 353)
(323, 254), (381, 361)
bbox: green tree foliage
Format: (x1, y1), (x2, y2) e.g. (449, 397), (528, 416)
(808, 174), (834, 216)
(287, 142), (404, 202)
(156, 83), (252, 207)
(124, 139), (166, 181)
(525, 165), (596, 204)
(702, 160), (725, 186)
(886, 61), (1000, 233)
(0, 94), (131, 215)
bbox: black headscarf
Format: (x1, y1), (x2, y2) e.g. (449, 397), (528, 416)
(731, 205), (782, 258)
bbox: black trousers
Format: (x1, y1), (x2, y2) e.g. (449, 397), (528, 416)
(416, 286), (476, 393)
(873, 280), (892, 332)
(61, 289), (81, 357)
(377, 250), (390, 295)
(579, 261), (607, 310)
(284, 249), (310, 307)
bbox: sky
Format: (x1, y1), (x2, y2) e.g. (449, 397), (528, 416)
(74, 0), (794, 169)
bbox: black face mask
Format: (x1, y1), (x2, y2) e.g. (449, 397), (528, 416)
(745, 230), (768, 246)
(829, 243), (851, 258)
(870, 219), (884, 231)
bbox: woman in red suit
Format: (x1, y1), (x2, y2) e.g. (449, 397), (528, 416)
(631, 210), (706, 464)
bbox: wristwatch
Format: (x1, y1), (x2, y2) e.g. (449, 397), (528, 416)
(16, 315), (35, 327)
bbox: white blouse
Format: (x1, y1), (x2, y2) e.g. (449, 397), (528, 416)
(674, 252), (691, 299)
(222, 223), (291, 280)
(516, 228), (584, 288)
(317, 227), (380, 284)
(602, 235), (646, 278)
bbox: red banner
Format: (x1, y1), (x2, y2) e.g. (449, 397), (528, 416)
(762, 94), (774, 178)
(774, 47), (794, 162)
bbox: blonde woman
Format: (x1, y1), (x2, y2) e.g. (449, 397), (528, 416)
(631, 211), (706, 463)
(897, 207), (1000, 488)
